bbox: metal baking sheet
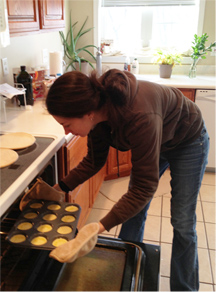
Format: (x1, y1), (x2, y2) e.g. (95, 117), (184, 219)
(53, 237), (146, 291)
(55, 246), (126, 291)
(6, 200), (81, 250)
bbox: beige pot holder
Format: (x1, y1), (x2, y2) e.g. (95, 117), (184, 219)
(19, 178), (65, 211)
(49, 222), (100, 263)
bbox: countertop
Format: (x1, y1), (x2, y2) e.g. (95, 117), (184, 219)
(136, 74), (215, 89)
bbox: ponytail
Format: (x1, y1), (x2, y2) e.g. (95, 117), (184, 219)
(89, 69), (132, 123)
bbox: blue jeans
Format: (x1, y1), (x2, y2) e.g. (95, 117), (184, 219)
(119, 125), (209, 291)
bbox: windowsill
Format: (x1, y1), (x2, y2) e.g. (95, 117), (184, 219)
(101, 55), (192, 65)
(93, 62), (215, 77)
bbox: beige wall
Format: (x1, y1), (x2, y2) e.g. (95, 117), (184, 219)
(0, 0), (215, 85)
(200, 0), (215, 66)
(0, 29), (63, 85)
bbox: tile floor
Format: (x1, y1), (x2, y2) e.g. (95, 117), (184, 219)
(86, 170), (216, 291)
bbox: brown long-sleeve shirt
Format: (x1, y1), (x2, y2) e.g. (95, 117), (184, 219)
(62, 71), (203, 231)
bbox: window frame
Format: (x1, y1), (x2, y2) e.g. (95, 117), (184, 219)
(93, 0), (206, 64)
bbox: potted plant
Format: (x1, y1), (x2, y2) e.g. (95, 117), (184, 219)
(154, 49), (182, 78)
(189, 33), (216, 78)
(59, 16), (97, 74)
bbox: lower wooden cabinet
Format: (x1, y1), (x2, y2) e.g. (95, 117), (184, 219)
(178, 88), (195, 102)
(105, 147), (132, 180)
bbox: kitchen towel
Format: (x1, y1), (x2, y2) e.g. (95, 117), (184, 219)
(49, 51), (63, 76)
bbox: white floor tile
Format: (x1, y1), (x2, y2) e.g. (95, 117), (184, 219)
(161, 217), (173, 243)
(160, 243), (171, 277)
(198, 248), (214, 283)
(162, 196), (171, 217)
(86, 208), (107, 224)
(148, 196), (162, 216)
(93, 192), (115, 210)
(200, 184), (216, 203)
(209, 249), (216, 284)
(159, 276), (170, 291)
(143, 215), (161, 242)
(202, 202), (216, 223)
(197, 221), (208, 248)
(202, 172), (216, 186)
(205, 223), (216, 250)
(199, 282), (214, 291)
(196, 200), (204, 222)
(99, 176), (129, 202)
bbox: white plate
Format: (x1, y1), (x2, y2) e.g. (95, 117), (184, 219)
(0, 148), (19, 168)
(0, 132), (36, 150)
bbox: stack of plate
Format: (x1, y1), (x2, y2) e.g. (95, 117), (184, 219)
(0, 132), (35, 168)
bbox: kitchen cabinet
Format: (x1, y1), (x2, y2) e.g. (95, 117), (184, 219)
(105, 147), (132, 180)
(57, 135), (106, 228)
(7, 0), (65, 36)
(7, 0), (40, 35)
(178, 88), (195, 102)
(39, 0), (65, 30)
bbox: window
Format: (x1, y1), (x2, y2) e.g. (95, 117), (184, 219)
(94, 0), (205, 62)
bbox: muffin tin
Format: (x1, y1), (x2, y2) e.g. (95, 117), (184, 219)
(6, 200), (81, 250)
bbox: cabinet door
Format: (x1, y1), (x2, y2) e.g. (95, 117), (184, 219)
(7, 0), (40, 35)
(38, 0), (65, 29)
(105, 147), (132, 180)
(178, 88), (195, 102)
(65, 136), (87, 173)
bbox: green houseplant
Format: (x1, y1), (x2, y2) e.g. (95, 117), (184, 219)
(59, 16), (97, 72)
(154, 49), (182, 78)
(189, 33), (216, 78)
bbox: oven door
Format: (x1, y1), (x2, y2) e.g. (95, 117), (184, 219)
(1, 216), (160, 292)
(20, 237), (159, 291)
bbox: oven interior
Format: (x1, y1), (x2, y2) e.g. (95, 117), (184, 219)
(1, 198), (160, 291)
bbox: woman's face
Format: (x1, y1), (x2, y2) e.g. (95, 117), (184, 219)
(53, 114), (94, 137)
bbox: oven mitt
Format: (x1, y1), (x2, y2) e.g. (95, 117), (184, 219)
(49, 222), (100, 263)
(19, 178), (65, 211)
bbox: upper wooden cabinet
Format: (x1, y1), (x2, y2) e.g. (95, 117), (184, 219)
(7, 0), (65, 36)
(39, 0), (65, 30)
(7, 0), (40, 35)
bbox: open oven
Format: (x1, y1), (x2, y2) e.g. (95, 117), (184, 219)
(1, 194), (160, 291)
(1, 198), (160, 291)
(0, 135), (160, 291)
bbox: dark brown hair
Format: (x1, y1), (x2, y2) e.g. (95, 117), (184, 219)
(46, 69), (133, 123)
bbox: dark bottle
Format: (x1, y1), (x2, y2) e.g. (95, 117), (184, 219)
(17, 66), (34, 106)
